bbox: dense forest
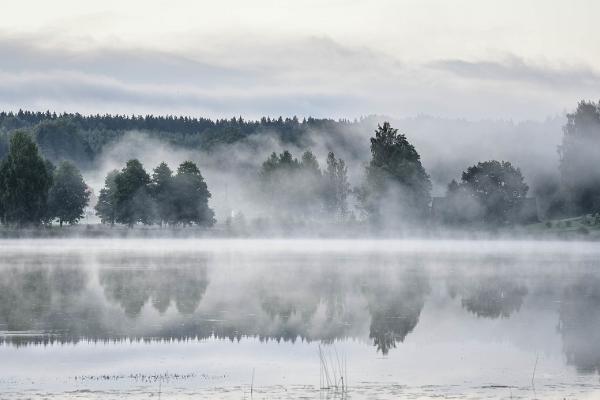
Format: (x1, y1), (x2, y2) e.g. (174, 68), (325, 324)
(0, 110), (356, 165)
(0, 101), (599, 232)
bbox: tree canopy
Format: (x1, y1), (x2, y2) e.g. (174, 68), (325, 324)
(95, 170), (119, 226)
(150, 162), (174, 225)
(447, 160), (529, 225)
(114, 159), (154, 226)
(0, 131), (53, 225)
(171, 161), (215, 226)
(95, 160), (215, 227)
(359, 122), (431, 225)
(48, 161), (90, 226)
(258, 149), (350, 222)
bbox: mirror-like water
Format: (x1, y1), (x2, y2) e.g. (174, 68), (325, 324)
(1, 239), (600, 399)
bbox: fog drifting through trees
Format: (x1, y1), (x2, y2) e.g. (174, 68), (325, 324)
(0, 101), (598, 234)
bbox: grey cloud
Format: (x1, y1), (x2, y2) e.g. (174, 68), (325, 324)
(0, 37), (258, 87)
(0, 33), (592, 120)
(428, 57), (600, 89)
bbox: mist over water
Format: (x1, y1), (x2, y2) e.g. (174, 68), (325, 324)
(3, 2), (600, 399)
(1, 238), (600, 399)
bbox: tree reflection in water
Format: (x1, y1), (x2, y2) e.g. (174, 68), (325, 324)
(99, 256), (209, 317)
(0, 256), (89, 332)
(1, 249), (600, 373)
(559, 275), (600, 374)
(363, 267), (430, 355)
(459, 276), (527, 319)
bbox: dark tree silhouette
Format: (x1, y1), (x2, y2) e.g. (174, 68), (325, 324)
(48, 161), (90, 226)
(451, 160), (529, 225)
(95, 170), (119, 226)
(358, 122), (431, 225)
(172, 161), (214, 226)
(0, 131), (53, 226)
(150, 162), (174, 226)
(114, 159), (154, 227)
(34, 119), (93, 166)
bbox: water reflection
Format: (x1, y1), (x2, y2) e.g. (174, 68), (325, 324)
(448, 271), (528, 319)
(100, 262), (208, 316)
(559, 275), (600, 374)
(364, 267), (429, 354)
(0, 248), (600, 378)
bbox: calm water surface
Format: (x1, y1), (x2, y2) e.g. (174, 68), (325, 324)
(1, 239), (600, 399)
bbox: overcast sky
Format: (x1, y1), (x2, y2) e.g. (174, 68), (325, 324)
(1, 0), (599, 120)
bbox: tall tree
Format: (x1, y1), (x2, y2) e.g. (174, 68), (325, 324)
(150, 162), (174, 226)
(48, 161), (90, 226)
(114, 159), (154, 227)
(0, 131), (53, 225)
(95, 170), (120, 226)
(559, 100), (600, 215)
(358, 122), (431, 225)
(172, 161), (215, 226)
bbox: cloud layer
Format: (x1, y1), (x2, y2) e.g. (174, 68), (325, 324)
(1, 0), (599, 121)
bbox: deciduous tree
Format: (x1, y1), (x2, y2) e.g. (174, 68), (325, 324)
(48, 161), (90, 226)
(0, 131), (53, 225)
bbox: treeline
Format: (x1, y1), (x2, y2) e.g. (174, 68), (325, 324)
(251, 122), (528, 228)
(258, 150), (350, 221)
(0, 132), (89, 226)
(0, 110), (355, 166)
(1, 100), (599, 230)
(251, 100), (600, 228)
(0, 130), (214, 228)
(95, 160), (214, 227)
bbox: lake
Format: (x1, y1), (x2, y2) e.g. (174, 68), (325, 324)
(1, 239), (599, 399)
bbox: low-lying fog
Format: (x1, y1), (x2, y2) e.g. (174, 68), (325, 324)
(83, 115), (563, 222)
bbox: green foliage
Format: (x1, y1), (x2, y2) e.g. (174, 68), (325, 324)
(114, 159), (154, 226)
(359, 122), (431, 225)
(171, 161), (215, 226)
(48, 161), (90, 226)
(34, 119), (93, 166)
(95, 170), (119, 225)
(559, 101), (600, 215)
(450, 160), (529, 225)
(96, 160), (214, 227)
(0, 131), (53, 225)
(259, 149), (350, 221)
(150, 162), (174, 225)
(0, 110), (356, 163)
